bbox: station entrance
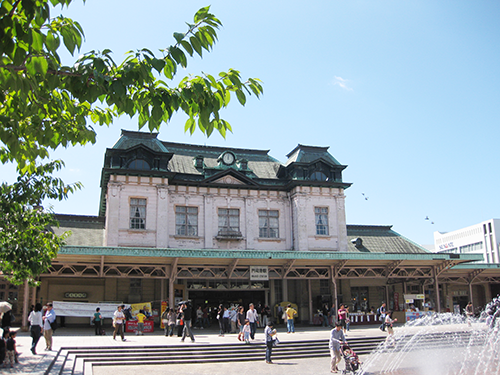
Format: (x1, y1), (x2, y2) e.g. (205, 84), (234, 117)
(187, 290), (266, 311)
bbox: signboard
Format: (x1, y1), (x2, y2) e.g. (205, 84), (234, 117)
(250, 266), (269, 280)
(52, 301), (128, 318)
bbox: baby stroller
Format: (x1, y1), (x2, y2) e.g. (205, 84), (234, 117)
(341, 344), (362, 374)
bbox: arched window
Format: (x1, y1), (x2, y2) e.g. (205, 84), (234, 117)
(309, 171), (327, 181)
(128, 159), (150, 170)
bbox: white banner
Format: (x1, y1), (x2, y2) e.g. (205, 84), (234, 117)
(52, 301), (129, 318)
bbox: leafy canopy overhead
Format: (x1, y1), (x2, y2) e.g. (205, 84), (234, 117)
(0, 0), (263, 171)
(0, 0), (263, 284)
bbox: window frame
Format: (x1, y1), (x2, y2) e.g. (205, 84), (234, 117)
(315, 206), (329, 235)
(175, 206), (199, 237)
(130, 198), (147, 230)
(258, 209), (280, 238)
(218, 208), (241, 236)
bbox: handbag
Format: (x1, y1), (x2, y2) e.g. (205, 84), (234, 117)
(50, 320), (58, 331)
(272, 337), (279, 347)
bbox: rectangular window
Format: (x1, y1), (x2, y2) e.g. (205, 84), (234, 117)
(176, 206), (198, 236)
(130, 278), (142, 295)
(130, 198), (146, 229)
(259, 210), (279, 238)
(315, 207), (329, 235)
(218, 208), (240, 236)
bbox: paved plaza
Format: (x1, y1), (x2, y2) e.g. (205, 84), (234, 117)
(4, 323), (385, 374)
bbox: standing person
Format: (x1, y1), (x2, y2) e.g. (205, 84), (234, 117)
(196, 306), (204, 329)
(345, 306), (351, 332)
(28, 302), (43, 354)
(5, 331), (17, 368)
(202, 306), (210, 328)
(135, 310), (147, 335)
(230, 307), (238, 333)
(329, 321), (347, 373)
(161, 308), (169, 336)
(180, 302), (195, 342)
(256, 303), (263, 328)
(112, 305), (126, 341)
(222, 306), (230, 333)
(321, 304), (329, 327)
(338, 304), (347, 333)
(246, 303), (259, 340)
(242, 319), (251, 344)
(264, 320), (277, 364)
(93, 308), (103, 336)
(167, 308), (176, 337)
(378, 302), (387, 331)
(217, 304), (225, 337)
(237, 305), (246, 341)
(262, 305), (270, 327)
(285, 304), (297, 333)
(465, 302), (474, 327)
(42, 303), (56, 351)
(384, 311), (397, 344)
(329, 304), (336, 327)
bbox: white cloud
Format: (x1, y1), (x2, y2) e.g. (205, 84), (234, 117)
(333, 76), (353, 91)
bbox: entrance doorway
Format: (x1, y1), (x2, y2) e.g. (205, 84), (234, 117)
(188, 290), (265, 311)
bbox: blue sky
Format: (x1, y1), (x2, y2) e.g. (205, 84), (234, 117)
(3, 0), (500, 246)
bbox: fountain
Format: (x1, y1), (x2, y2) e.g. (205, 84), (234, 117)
(359, 297), (500, 375)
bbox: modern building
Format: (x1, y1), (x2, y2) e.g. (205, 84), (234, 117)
(10, 130), (499, 327)
(434, 219), (500, 264)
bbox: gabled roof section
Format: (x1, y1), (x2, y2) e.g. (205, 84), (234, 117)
(346, 224), (429, 254)
(285, 144), (343, 167)
(202, 169), (260, 186)
(113, 130), (169, 153)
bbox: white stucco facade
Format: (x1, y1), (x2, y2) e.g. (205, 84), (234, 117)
(104, 175), (348, 252)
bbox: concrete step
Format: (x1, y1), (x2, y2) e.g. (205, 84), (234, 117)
(47, 337), (386, 375)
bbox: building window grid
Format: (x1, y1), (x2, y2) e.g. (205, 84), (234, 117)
(176, 206), (198, 236)
(130, 198), (146, 229)
(259, 210), (279, 238)
(315, 207), (329, 235)
(319, 279), (330, 295)
(218, 208), (240, 236)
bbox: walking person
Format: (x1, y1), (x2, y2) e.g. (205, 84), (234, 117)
(264, 320), (277, 364)
(338, 304), (347, 333)
(378, 302), (387, 331)
(180, 302), (195, 342)
(285, 303), (297, 333)
(4, 331), (17, 368)
(246, 303), (259, 340)
(465, 301), (474, 327)
(28, 303), (43, 354)
(93, 307), (103, 336)
(384, 311), (397, 345)
(345, 306), (351, 332)
(42, 303), (56, 351)
(329, 321), (347, 373)
(237, 305), (246, 341)
(195, 306), (204, 329)
(113, 305), (126, 341)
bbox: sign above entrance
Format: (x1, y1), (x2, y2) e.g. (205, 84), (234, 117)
(250, 266), (269, 280)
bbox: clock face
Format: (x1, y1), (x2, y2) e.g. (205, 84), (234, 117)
(222, 152), (235, 165)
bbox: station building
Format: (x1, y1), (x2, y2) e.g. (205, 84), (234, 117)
(12, 130), (500, 326)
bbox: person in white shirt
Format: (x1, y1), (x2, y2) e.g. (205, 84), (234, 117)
(28, 303), (43, 354)
(42, 303), (56, 351)
(113, 305), (126, 341)
(246, 303), (259, 340)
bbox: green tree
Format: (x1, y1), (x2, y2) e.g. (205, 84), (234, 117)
(0, 0), (263, 284)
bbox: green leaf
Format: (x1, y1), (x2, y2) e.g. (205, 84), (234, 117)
(151, 58), (165, 73)
(45, 30), (60, 52)
(194, 6), (211, 23)
(173, 32), (185, 43)
(190, 36), (202, 57)
(26, 56), (49, 77)
(180, 40), (193, 56)
(236, 90), (246, 105)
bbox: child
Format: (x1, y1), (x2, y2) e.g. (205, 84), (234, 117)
(242, 319), (251, 344)
(343, 345), (361, 372)
(5, 330), (16, 368)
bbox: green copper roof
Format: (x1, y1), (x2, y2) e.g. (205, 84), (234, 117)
(346, 225), (429, 254)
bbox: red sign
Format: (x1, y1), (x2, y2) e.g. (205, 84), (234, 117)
(394, 292), (399, 311)
(125, 320), (154, 333)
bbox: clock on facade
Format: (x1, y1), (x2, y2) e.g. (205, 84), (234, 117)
(222, 152), (235, 165)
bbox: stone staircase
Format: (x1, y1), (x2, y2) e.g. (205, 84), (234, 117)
(45, 336), (385, 375)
